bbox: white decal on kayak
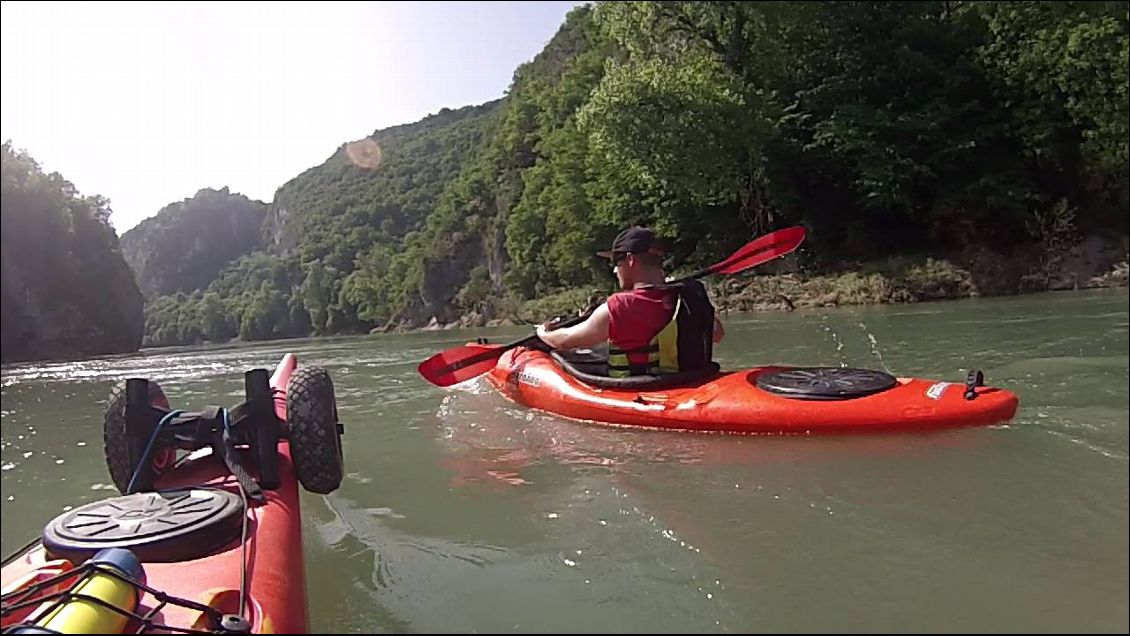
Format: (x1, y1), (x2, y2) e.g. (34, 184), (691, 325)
(518, 371), (541, 387)
(925, 382), (952, 400)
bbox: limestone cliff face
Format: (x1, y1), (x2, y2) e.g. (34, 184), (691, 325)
(1, 245), (143, 363)
(120, 187), (268, 298)
(1, 143), (144, 363)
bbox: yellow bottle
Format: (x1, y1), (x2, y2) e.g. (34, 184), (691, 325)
(18, 548), (145, 634)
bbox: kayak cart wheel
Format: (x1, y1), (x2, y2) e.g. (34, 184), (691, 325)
(42, 488), (243, 563)
(756, 367), (897, 400)
(104, 379), (177, 494)
(287, 367), (344, 494)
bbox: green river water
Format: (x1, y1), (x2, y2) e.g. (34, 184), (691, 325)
(2, 289), (1127, 632)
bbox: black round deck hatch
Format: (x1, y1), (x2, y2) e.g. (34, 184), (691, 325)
(42, 487), (243, 563)
(755, 367), (897, 400)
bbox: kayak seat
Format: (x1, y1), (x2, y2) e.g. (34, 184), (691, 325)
(550, 350), (721, 390)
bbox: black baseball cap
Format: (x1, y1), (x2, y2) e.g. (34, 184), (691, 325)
(597, 226), (669, 259)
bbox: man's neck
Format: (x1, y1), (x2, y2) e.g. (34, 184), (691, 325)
(631, 270), (668, 288)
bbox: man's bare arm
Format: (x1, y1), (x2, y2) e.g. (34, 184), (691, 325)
(536, 303), (611, 350)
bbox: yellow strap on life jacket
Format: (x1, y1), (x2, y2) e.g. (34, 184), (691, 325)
(607, 297), (681, 378)
(655, 307), (679, 373)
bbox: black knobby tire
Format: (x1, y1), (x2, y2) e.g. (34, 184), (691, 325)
(104, 380), (174, 493)
(287, 367), (343, 494)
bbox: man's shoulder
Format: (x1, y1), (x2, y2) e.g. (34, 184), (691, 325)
(651, 279), (706, 295)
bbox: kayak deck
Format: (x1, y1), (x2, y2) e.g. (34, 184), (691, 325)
(486, 346), (1019, 434)
(1, 353), (310, 634)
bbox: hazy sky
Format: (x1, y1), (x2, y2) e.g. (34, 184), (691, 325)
(1, 1), (586, 234)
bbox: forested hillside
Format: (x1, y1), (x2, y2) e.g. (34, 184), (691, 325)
(121, 187), (268, 297)
(2, 143), (144, 362)
(134, 1), (1128, 347)
(139, 101), (500, 345)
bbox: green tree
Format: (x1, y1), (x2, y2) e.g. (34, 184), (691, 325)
(299, 260), (336, 335)
(199, 291), (234, 342)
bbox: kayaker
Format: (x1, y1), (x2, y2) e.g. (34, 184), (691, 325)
(535, 226), (725, 377)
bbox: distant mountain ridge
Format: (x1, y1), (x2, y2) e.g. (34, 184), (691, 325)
(120, 187), (269, 298)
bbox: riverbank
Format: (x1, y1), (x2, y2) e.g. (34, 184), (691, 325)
(42, 237), (1126, 357)
(715, 242), (1129, 314)
(423, 238), (1129, 331)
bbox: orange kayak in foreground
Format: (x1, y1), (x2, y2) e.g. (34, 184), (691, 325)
(484, 345), (1019, 434)
(2, 353), (344, 634)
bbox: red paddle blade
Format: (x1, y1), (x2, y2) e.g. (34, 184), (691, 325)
(417, 343), (506, 387)
(712, 225), (806, 275)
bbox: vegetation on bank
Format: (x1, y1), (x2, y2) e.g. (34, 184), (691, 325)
(500, 245), (1129, 330)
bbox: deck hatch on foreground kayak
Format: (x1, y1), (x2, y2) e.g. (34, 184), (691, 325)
(41, 489), (245, 564)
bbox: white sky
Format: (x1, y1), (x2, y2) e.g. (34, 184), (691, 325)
(1, 1), (585, 233)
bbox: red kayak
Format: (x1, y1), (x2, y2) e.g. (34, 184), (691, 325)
(2, 353), (344, 634)
(482, 345), (1019, 434)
